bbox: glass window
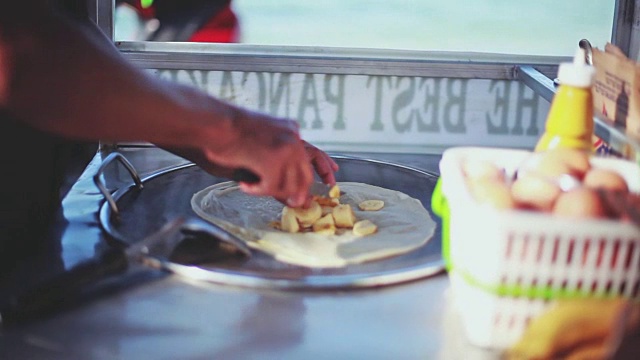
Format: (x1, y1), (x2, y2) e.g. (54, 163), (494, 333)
(115, 1), (615, 56)
(231, 1), (614, 56)
(110, 1), (619, 153)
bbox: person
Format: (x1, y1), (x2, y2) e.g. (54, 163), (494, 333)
(115, 0), (240, 42)
(0, 1), (338, 257)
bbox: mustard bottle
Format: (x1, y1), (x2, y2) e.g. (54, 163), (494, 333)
(535, 48), (596, 152)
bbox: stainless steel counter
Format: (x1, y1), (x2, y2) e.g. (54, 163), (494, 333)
(4, 146), (622, 360)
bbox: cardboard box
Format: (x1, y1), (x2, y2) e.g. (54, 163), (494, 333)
(592, 43), (640, 137)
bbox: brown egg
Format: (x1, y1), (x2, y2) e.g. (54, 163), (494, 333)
(462, 159), (505, 182)
(468, 178), (515, 210)
(597, 188), (628, 219)
(552, 188), (607, 219)
(522, 148), (591, 180)
(618, 192), (640, 223)
(583, 168), (629, 193)
(511, 174), (562, 212)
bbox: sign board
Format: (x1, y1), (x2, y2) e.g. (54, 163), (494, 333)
(150, 69), (550, 153)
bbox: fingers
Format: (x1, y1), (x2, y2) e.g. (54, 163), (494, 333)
(282, 161), (309, 207)
(206, 109), (336, 206)
(238, 148), (313, 208)
(240, 147), (335, 207)
(304, 141), (339, 185)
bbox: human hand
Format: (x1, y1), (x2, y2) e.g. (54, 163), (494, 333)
(226, 141), (340, 190)
(200, 107), (338, 208)
(296, 140), (339, 208)
(303, 140), (339, 186)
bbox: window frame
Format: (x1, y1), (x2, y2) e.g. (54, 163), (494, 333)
(90, 0), (635, 82)
(91, 0), (640, 158)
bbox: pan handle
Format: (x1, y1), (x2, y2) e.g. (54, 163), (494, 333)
(93, 152), (144, 219)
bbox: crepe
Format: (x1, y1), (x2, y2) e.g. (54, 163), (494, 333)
(191, 182), (436, 268)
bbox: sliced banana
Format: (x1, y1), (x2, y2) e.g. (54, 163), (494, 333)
(315, 196), (340, 207)
(312, 213), (336, 235)
(281, 207), (300, 233)
(321, 206), (334, 216)
(268, 221), (282, 230)
(332, 204), (356, 228)
(358, 200), (385, 211)
(293, 200), (322, 227)
(328, 184), (341, 199)
(353, 219), (378, 236)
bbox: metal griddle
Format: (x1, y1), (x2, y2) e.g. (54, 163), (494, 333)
(97, 154), (444, 289)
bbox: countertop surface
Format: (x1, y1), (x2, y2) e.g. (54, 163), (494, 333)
(5, 146), (635, 360)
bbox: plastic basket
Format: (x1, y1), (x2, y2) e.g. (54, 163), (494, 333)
(432, 146), (640, 349)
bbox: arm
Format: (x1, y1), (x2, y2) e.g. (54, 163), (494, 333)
(0, 2), (337, 207)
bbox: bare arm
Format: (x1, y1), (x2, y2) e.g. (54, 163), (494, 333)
(2, 2), (234, 149)
(0, 2), (338, 207)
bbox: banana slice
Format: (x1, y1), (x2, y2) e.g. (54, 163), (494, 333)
(358, 200), (385, 211)
(293, 200), (322, 227)
(332, 204), (356, 228)
(315, 196), (340, 207)
(328, 184), (341, 199)
(353, 219), (378, 236)
(312, 213), (336, 235)
(268, 221), (282, 230)
(281, 207), (300, 233)
(321, 206), (334, 216)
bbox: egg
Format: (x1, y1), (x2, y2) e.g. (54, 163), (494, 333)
(521, 148), (591, 180)
(552, 188), (607, 219)
(618, 192), (640, 223)
(511, 173), (562, 212)
(583, 168), (629, 193)
(468, 178), (515, 210)
(462, 159), (505, 182)
(596, 188), (627, 219)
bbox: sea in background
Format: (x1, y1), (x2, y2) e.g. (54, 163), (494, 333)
(231, 0), (615, 56)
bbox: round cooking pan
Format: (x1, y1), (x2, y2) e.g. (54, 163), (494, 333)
(97, 153), (443, 289)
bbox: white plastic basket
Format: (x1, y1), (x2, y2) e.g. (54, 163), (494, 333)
(438, 146), (640, 349)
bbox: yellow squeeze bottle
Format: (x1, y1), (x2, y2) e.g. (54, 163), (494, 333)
(535, 48), (596, 152)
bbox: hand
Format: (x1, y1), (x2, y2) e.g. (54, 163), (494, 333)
(199, 107), (338, 207)
(297, 141), (339, 208)
(235, 139), (340, 207)
(303, 140), (339, 186)
(172, 139), (339, 207)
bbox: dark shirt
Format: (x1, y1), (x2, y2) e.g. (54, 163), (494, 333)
(54, 0), (90, 20)
(0, 112), (96, 254)
(0, 0), (97, 257)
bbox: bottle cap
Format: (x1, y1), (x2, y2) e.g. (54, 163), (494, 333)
(557, 47), (596, 88)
